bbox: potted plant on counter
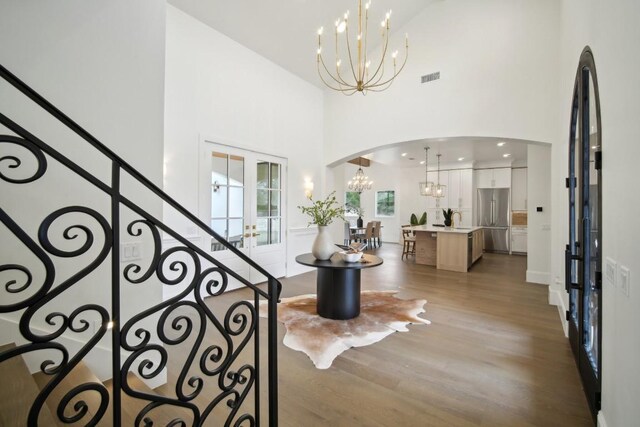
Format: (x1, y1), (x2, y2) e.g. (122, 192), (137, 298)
(298, 191), (345, 260)
(443, 208), (453, 227)
(410, 212), (427, 226)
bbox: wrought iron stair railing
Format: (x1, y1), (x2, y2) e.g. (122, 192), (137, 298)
(0, 63), (281, 426)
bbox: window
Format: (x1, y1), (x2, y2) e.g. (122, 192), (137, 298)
(344, 191), (361, 216)
(375, 190), (395, 217)
(256, 161), (282, 246)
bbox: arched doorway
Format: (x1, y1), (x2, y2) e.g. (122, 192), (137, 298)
(566, 46), (602, 421)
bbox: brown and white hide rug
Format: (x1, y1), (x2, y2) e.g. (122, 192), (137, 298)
(256, 290), (430, 369)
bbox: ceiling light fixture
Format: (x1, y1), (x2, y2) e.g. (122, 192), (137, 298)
(401, 152), (407, 157)
(420, 160), (425, 165)
(458, 157), (465, 161)
(419, 147), (434, 196)
(503, 153), (511, 158)
(497, 142), (506, 147)
(347, 158), (373, 193)
(433, 154), (446, 198)
(316, 0), (408, 95)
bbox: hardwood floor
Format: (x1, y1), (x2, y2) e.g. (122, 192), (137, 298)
(163, 244), (592, 426)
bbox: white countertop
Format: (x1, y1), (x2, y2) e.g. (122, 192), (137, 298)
(406, 225), (485, 234)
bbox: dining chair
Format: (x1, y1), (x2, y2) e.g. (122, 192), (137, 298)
(401, 226), (416, 260)
(362, 222), (375, 247)
(343, 222), (357, 245)
(372, 221), (382, 248)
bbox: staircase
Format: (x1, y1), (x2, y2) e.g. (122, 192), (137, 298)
(0, 63), (281, 426)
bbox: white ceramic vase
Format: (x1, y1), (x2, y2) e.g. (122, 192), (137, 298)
(311, 225), (336, 260)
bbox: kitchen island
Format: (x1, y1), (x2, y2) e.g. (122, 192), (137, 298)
(406, 225), (484, 272)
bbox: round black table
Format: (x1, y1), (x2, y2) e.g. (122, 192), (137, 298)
(295, 253), (383, 320)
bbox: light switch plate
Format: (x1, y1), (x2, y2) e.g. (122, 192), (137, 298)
(620, 265), (630, 297)
(605, 257), (617, 287)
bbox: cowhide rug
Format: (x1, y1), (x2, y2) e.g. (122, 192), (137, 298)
(256, 290), (430, 369)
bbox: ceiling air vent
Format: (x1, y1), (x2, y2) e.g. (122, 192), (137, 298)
(421, 72), (441, 83)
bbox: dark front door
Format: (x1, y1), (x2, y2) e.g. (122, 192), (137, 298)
(566, 46), (602, 422)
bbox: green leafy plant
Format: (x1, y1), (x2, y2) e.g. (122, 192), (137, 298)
(346, 205), (364, 217)
(410, 212), (427, 226)
(298, 191), (346, 227)
(442, 208), (453, 225)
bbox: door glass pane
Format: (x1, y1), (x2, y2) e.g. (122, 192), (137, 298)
(270, 163), (281, 189)
(257, 162), (269, 189)
(210, 219), (227, 252)
(228, 187), (244, 218)
(270, 218), (281, 244)
(228, 218), (244, 249)
(569, 88), (580, 326)
(229, 155), (244, 185)
(583, 71), (600, 376)
(270, 190), (280, 216)
(256, 218), (269, 246)
(257, 189), (269, 217)
(212, 152), (228, 186)
(211, 186), (227, 218)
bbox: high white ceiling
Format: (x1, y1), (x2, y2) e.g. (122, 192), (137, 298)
(167, 0), (434, 87)
(365, 137), (536, 168)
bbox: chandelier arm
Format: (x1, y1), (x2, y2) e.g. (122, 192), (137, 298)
(317, 61), (356, 92)
(361, 2), (369, 83)
(367, 58), (387, 87)
(364, 49), (408, 89)
(333, 27), (352, 87)
(363, 24), (390, 86)
(319, 54), (357, 89)
(343, 21), (360, 83)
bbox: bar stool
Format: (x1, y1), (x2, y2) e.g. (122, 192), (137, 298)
(401, 226), (416, 260)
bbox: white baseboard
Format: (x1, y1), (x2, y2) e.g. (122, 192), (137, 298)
(526, 270), (550, 285)
(548, 288), (568, 337)
(597, 411), (608, 427)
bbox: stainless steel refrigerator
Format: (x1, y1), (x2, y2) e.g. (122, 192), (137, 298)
(477, 188), (510, 253)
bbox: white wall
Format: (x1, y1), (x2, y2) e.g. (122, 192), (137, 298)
(549, 0), (640, 425)
(324, 0), (561, 165)
(526, 145), (551, 284)
(164, 6), (325, 278)
(0, 0), (166, 383)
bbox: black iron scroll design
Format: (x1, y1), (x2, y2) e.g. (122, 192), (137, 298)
(0, 62), (280, 426)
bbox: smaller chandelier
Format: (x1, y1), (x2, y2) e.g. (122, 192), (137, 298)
(419, 147), (435, 196)
(316, 0), (409, 95)
(348, 159), (373, 193)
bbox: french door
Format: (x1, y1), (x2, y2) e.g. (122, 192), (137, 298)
(566, 46), (602, 421)
(200, 142), (287, 284)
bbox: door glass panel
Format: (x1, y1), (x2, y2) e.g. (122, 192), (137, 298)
(257, 189), (269, 217)
(228, 218), (244, 248)
(229, 155), (244, 185)
(256, 218), (269, 246)
(270, 218), (281, 244)
(583, 71), (600, 376)
(569, 88), (580, 326)
(212, 152), (228, 186)
(211, 186), (227, 219)
(270, 190), (280, 216)
(257, 162), (269, 189)
(228, 187), (244, 218)
(270, 163), (280, 189)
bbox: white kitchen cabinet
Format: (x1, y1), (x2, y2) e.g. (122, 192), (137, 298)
(475, 168), (511, 189)
(511, 168), (528, 211)
(511, 228), (527, 253)
(446, 168), (473, 210)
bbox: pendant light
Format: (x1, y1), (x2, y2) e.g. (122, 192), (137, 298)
(433, 153), (446, 198)
(419, 147), (434, 196)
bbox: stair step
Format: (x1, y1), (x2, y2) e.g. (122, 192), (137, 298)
(0, 343), (57, 426)
(32, 359), (109, 426)
(104, 372), (193, 425)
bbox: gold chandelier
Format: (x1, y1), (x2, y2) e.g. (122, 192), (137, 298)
(316, 0), (409, 95)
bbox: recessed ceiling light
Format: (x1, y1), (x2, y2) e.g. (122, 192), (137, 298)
(401, 152), (407, 157)
(458, 157), (465, 161)
(497, 142), (506, 147)
(420, 160), (425, 164)
(503, 153), (511, 158)
(591, 145), (597, 149)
